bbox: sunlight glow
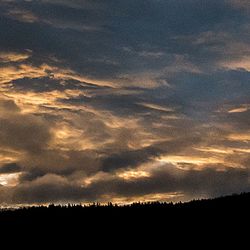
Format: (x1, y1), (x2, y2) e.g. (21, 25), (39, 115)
(0, 173), (20, 187)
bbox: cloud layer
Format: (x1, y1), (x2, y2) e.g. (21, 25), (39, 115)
(0, 0), (249, 205)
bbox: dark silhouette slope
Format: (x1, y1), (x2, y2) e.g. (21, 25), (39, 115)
(1, 192), (250, 225)
(0, 193), (249, 245)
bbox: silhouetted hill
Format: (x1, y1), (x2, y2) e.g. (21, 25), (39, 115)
(1, 193), (249, 244)
(1, 192), (250, 225)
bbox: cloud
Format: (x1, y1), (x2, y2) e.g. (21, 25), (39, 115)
(228, 106), (249, 113)
(137, 102), (175, 113)
(0, 0), (249, 205)
(102, 146), (161, 172)
(0, 97), (52, 154)
(0, 163), (22, 174)
(5, 8), (38, 23)
(0, 164), (249, 205)
(230, 0), (250, 11)
(0, 51), (31, 62)
(221, 56), (250, 72)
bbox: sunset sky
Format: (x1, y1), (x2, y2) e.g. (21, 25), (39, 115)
(0, 0), (250, 206)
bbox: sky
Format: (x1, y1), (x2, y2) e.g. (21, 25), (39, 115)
(0, 0), (250, 206)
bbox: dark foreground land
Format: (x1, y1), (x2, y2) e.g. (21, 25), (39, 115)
(0, 193), (249, 244)
(1, 192), (250, 225)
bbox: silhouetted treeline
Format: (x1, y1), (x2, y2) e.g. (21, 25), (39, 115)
(1, 192), (250, 225)
(1, 193), (249, 244)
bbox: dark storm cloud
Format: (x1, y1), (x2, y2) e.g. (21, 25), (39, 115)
(102, 146), (161, 172)
(0, 98), (52, 154)
(87, 166), (250, 199)
(0, 165), (249, 205)
(10, 77), (107, 92)
(0, 163), (21, 174)
(60, 92), (146, 116)
(102, 134), (202, 172)
(0, 112), (52, 154)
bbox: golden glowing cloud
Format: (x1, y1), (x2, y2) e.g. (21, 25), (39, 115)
(137, 102), (175, 112)
(195, 146), (250, 154)
(2, 89), (88, 114)
(0, 62), (115, 89)
(228, 105), (250, 113)
(0, 51), (31, 62)
(158, 155), (224, 166)
(50, 122), (98, 151)
(106, 192), (184, 205)
(0, 64), (52, 85)
(157, 149), (243, 169)
(221, 56), (250, 71)
(117, 169), (151, 180)
(0, 146), (25, 166)
(227, 133), (250, 141)
(0, 173), (20, 187)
